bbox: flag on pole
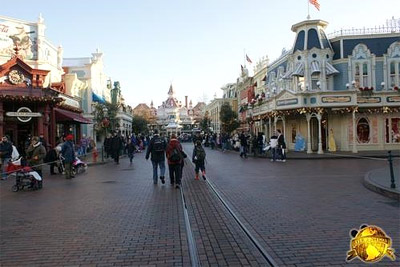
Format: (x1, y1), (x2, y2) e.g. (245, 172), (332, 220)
(309, 0), (320, 11)
(246, 54), (252, 64)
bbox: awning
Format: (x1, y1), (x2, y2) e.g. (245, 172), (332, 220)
(310, 61), (321, 74)
(282, 69), (293, 79)
(92, 92), (106, 104)
(326, 62), (340, 75)
(54, 108), (92, 124)
(292, 62), (304, 77)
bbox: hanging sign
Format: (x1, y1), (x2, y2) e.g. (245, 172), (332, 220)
(6, 107), (42, 122)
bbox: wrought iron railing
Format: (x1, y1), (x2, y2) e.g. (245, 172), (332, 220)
(328, 26), (400, 38)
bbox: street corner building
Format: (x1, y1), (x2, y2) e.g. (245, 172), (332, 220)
(235, 18), (400, 153)
(0, 15), (92, 151)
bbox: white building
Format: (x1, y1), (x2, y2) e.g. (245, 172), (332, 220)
(63, 49), (111, 140)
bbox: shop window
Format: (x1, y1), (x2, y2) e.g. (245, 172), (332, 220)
(357, 118), (370, 143)
(385, 117), (400, 143)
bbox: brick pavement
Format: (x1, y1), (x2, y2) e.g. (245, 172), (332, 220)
(183, 143), (400, 266)
(180, 159), (270, 266)
(0, 155), (190, 266)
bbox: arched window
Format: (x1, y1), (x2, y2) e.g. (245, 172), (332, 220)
(357, 118), (370, 143)
(386, 42), (400, 89)
(351, 44), (372, 88)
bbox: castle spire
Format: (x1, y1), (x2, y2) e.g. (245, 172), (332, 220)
(168, 84), (174, 96)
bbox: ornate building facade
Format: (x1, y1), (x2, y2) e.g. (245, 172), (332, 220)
(246, 19), (400, 153)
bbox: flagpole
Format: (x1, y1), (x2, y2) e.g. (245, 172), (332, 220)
(307, 0), (310, 20)
(243, 49), (246, 68)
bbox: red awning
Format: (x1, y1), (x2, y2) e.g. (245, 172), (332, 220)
(54, 108), (92, 124)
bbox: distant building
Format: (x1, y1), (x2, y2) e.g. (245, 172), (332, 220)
(155, 85), (196, 135)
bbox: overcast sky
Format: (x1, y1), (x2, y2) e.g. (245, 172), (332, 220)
(2, 0), (399, 108)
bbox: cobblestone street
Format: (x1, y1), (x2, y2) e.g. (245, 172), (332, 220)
(1, 146), (399, 266)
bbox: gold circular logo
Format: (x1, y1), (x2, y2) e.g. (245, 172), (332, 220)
(347, 225), (396, 263)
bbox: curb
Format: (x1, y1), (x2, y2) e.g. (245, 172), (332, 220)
(363, 170), (400, 201)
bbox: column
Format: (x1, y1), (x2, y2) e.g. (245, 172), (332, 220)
(268, 117), (272, 138)
(0, 101), (3, 138)
(352, 110), (358, 153)
(43, 104), (50, 146)
(317, 113), (323, 154)
(274, 117), (277, 132)
(306, 113), (312, 154)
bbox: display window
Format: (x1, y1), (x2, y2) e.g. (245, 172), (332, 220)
(357, 118), (370, 143)
(385, 117), (400, 143)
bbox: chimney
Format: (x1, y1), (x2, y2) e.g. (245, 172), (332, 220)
(185, 96), (188, 108)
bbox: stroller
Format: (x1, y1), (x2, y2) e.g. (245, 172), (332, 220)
(59, 156), (88, 176)
(7, 158), (42, 192)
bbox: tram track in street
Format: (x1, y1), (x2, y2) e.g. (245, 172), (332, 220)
(180, 147), (277, 266)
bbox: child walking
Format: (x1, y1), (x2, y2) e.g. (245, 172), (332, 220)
(192, 140), (206, 180)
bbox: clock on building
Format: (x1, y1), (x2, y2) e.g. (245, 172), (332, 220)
(8, 70), (25, 85)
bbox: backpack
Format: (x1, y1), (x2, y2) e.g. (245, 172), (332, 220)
(153, 137), (165, 152)
(169, 148), (182, 162)
(195, 146), (206, 161)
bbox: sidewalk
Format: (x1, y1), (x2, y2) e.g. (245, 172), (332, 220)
(364, 167), (400, 201)
(214, 147), (400, 159)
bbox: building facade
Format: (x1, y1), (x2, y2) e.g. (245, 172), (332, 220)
(248, 19), (400, 153)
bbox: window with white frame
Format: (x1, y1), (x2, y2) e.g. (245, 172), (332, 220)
(351, 44), (372, 89)
(386, 42), (400, 89)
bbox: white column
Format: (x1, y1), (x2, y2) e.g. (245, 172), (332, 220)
(274, 117), (278, 132)
(352, 110), (358, 153)
(306, 113), (312, 154)
(268, 117), (272, 138)
(317, 113), (324, 154)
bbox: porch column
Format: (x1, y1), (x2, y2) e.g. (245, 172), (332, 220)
(352, 110), (358, 153)
(268, 117), (272, 138)
(37, 106), (44, 138)
(274, 117), (277, 132)
(43, 104), (50, 148)
(282, 116), (286, 142)
(0, 101), (3, 138)
(317, 113), (323, 154)
(306, 113), (312, 154)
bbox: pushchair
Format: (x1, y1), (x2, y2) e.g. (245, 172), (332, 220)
(7, 158), (42, 192)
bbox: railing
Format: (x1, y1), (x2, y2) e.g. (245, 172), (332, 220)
(328, 26), (400, 38)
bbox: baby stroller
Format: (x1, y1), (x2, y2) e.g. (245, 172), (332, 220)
(59, 156), (88, 176)
(7, 158), (42, 192)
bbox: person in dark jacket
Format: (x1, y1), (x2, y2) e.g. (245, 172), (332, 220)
(103, 133), (112, 158)
(126, 139), (135, 164)
(277, 129), (286, 162)
(26, 136), (46, 187)
(45, 146), (63, 175)
(145, 129), (166, 185)
(111, 132), (123, 164)
(0, 136), (13, 180)
(166, 133), (184, 189)
(239, 132), (248, 158)
(61, 135), (75, 179)
(192, 140), (206, 180)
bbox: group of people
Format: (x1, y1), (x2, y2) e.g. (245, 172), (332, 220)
(145, 130), (207, 189)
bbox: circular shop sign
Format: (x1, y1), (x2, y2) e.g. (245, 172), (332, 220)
(17, 107), (34, 122)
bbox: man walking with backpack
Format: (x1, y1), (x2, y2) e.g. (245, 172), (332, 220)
(166, 133), (184, 189)
(192, 140), (206, 180)
(146, 129), (166, 185)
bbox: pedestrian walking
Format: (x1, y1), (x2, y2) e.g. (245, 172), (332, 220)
(239, 131), (248, 158)
(270, 132), (279, 162)
(111, 132), (123, 164)
(277, 129), (287, 162)
(45, 145), (63, 175)
(0, 136), (13, 180)
(61, 134), (75, 179)
(126, 139), (135, 164)
(166, 133), (184, 189)
(103, 133), (112, 158)
(79, 134), (88, 156)
(192, 140), (206, 180)
(145, 129), (166, 185)
(26, 136), (46, 187)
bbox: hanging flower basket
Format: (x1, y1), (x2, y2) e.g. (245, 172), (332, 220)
(394, 86), (400, 93)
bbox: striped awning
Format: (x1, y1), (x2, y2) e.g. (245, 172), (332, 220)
(326, 62), (340, 75)
(310, 61), (320, 74)
(292, 62), (304, 77)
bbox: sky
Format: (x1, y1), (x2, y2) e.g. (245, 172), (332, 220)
(1, 0), (399, 108)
